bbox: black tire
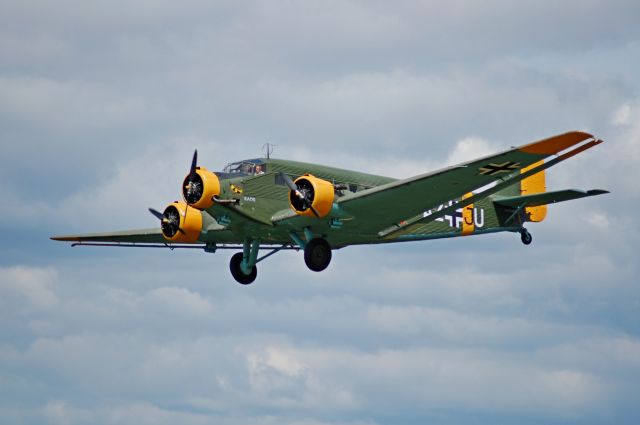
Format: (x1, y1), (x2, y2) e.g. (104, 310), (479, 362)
(229, 252), (257, 285)
(304, 238), (332, 272)
(520, 230), (532, 245)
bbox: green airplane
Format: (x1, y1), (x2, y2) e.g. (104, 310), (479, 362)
(52, 131), (608, 284)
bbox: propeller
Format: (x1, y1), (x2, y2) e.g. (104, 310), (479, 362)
(149, 207), (185, 236)
(148, 207), (164, 221)
(279, 172), (320, 218)
(149, 150), (200, 238)
(190, 149), (198, 180)
(183, 150), (203, 205)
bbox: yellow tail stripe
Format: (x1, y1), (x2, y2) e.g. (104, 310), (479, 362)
(520, 161), (547, 222)
(461, 192), (474, 236)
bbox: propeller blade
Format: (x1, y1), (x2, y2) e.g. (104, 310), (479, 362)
(280, 172), (320, 214)
(279, 171), (297, 191)
(150, 207), (185, 235)
(189, 150), (198, 181)
(279, 172), (305, 200)
(183, 202), (189, 226)
(149, 208), (164, 221)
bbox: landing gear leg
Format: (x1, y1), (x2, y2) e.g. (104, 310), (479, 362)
(304, 238), (332, 272)
(520, 228), (532, 245)
(229, 239), (260, 284)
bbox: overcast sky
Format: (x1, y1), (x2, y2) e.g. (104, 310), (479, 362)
(1, 1), (639, 424)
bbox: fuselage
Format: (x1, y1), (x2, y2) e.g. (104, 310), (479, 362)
(202, 158), (507, 248)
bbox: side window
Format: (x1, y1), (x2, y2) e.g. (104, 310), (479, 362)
(275, 172), (287, 186)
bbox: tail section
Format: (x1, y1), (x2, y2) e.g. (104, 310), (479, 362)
(492, 164), (608, 227)
(490, 164), (549, 225)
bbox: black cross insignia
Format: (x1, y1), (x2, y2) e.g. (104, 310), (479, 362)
(478, 161), (521, 176)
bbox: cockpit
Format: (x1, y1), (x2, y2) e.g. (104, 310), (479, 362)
(220, 159), (267, 177)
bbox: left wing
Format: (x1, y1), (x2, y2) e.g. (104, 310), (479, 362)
(51, 228), (166, 244)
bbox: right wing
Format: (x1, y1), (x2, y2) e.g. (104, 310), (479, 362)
(334, 131), (601, 236)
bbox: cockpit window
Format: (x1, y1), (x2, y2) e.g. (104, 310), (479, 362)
(222, 160), (266, 176)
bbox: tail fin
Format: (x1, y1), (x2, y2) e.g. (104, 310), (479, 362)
(492, 161), (608, 225)
(492, 162), (548, 224)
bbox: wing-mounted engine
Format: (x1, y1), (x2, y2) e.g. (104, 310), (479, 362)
(182, 166), (221, 210)
(149, 151), (217, 242)
(158, 201), (203, 243)
(287, 174), (335, 218)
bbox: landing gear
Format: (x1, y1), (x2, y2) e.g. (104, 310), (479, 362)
(304, 238), (332, 272)
(229, 252), (257, 284)
(520, 228), (532, 245)
(229, 239), (260, 285)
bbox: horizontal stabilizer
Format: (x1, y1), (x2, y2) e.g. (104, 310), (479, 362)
(493, 189), (609, 208)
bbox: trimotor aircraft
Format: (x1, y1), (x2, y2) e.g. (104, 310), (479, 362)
(52, 131), (608, 284)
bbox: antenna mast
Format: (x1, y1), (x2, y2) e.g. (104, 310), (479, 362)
(262, 143), (275, 159)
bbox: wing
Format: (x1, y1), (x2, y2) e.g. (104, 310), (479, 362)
(51, 211), (264, 247)
(51, 221), (246, 246)
(51, 228), (166, 244)
(333, 131), (601, 237)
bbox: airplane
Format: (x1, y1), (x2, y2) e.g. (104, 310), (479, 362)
(52, 131), (608, 285)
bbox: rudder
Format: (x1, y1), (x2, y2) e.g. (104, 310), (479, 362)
(520, 161), (547, 222)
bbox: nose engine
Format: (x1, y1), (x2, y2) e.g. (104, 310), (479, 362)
(288, 174), (335, 218)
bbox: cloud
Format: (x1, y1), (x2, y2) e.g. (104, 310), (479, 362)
(330, 347), (604, 413)
(144, 287), (214, 317)
(611, 102), (632, 126)
(42, 400), (93, 425)
(0, 266), (58, 310)
(2, 247), (638, 423)
(584, 212), (610, 229)
(0, 76), (157, 132)
(445, 137), (497, 165)
(244, 345), (358, 410)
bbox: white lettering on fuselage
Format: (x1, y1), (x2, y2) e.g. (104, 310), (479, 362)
(243, 196), (256, 202)
(422, 200), (485, 229)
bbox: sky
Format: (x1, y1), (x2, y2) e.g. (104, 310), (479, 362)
(1, 0), (639, 424)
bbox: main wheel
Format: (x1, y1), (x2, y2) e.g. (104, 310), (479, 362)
(229, 252), (257, 285)
(520, 229), (532, 245)
(304, 238), (332, 272)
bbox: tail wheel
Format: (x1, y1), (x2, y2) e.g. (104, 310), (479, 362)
(520, 229), (533, 245)
(229, 252), (257, 285)
(304, 238), (332, 272)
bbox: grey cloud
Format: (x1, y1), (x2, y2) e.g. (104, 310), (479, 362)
(3, 231), (639, 423)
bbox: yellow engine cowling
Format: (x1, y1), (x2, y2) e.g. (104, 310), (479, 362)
(182, 166), (221, 210)
(160, 201), (203, 243)
(288, 174), (335, 218)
